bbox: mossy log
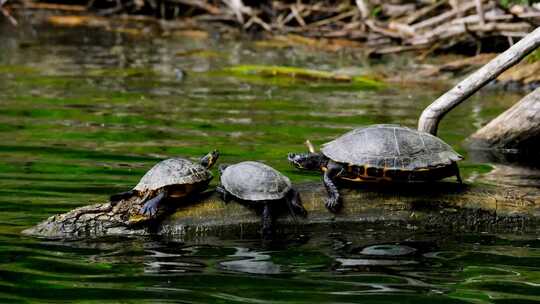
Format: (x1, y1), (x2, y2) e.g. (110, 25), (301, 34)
(23, 181), (540, 240)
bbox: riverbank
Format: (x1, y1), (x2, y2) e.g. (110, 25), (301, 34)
(3, 0), (540, 92)
(3, 0), (540, 56)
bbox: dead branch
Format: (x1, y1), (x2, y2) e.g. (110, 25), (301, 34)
(10, 0), (540, 56)
(418, 26), (540, 135)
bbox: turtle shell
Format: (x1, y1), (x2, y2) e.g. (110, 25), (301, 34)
(321, 124), (462, 170)
(220, 161), (291, 201)
(133, 158), (212, 192)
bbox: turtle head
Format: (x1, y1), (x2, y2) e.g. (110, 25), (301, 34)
(200, 150), (219, 169)
(287, 152), (324, 171)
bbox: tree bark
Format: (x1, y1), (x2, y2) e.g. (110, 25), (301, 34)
(469, 88), (540, 150)
(418, 26), (540, 135)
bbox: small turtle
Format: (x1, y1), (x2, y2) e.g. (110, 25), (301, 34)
(110, 150), (219, 217)
(217, 161), (307, 238)
(288, 124), (463, 212)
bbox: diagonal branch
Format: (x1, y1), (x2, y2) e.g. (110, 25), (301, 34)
(418, 26), (540, 135)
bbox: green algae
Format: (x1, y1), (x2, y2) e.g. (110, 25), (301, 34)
(526, 49), (540, 63)
(217, 65), (385, 89)
(0, 65), (40, 75)
(85, 67), (159, 78)
(175, 49), (221, 58)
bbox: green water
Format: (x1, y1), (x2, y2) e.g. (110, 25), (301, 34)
(1, 19), (539, 303)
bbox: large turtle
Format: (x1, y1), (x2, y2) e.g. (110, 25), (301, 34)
(287, 124), (463, 212)
(110, 150), (219, 217)
(216, 161), (307, 238)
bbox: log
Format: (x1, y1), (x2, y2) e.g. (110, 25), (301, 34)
(469, 88), (540, 150)
(23, 181), (540, 241)
(418, 26), (540, 135)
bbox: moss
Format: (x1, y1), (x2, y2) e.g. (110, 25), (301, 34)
(526, 49), (540, 63)
(0, 65), (40, 75)
(85, 67), (159, 78)
(216, 65), (385, 89)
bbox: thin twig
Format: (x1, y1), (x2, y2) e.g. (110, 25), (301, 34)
(476, 0), (485, 24)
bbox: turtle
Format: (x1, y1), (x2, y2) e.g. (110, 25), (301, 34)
(216, 161), (307, 238)
(287, 124), (463, 212)
(110, 150), (219, 217)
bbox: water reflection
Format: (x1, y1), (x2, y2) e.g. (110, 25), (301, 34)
(359, 244), (417, 256)
(337, 258), (418, 267)
(220, 247), (281, 274)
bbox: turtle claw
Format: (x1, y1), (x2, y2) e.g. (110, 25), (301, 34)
(140, 204), (158, 217)
(139, 191), (166, 217)
(325, 197), (341, 213)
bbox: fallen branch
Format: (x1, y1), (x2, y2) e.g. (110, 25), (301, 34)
(411, 1), (484, 32)
(418, 26), (540, 135)
(9, 0), (540, 55)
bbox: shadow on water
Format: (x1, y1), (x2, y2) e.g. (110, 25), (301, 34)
(0, 15), (539, 303)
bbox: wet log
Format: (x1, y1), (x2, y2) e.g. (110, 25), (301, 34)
(469, 88), (540, 150)
(23, 181), (540, 240)
(418, 26), (540, 135)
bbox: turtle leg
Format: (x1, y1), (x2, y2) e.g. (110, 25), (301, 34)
(218, 164), (228, 175)
(261, 202), (274, 239)
(216, 185), (231, 203)
(140, 190), (168, 217)
(110, 190), (137, 205)
(286, 188), (307, 218)
(323, 162), (345, 213)
(454, 163), (463, 184)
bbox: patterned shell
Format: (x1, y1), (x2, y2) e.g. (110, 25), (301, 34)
(321, 124), (463, 170)
(133, 158), (212, 192)
(221, 161), (292, 201)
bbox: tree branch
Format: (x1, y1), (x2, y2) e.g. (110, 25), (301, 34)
(418, 26), (540, 135)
